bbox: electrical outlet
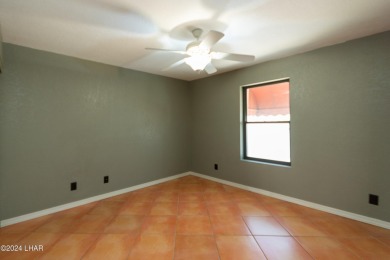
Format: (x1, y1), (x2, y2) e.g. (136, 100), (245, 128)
(369, 194), (379, 205)
(70, 182), (77, 191)
(104, 176), (109, 183)
(214, 164), (218, 170)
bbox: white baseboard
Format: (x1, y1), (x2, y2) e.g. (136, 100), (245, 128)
(2, 171), (389, 230)
(190, 171), (390, 230)
(0, 172), (190, 227)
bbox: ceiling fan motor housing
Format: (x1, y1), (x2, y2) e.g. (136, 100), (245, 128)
(146, 27), (253, 75)
(192, 28), (203, 39)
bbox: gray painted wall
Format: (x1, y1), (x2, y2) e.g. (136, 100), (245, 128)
(1, 31), (389, 223)
(190, 31), (390, 222)
(0, 44), (190, 220)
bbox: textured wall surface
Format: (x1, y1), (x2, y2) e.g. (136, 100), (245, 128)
(0, 44), (190, 219)
(1, 32), (389, 222)
(190, 32), (390, 222)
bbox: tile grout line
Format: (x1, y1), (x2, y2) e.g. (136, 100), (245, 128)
(371, 235), (390, 248)
(268, 212), (315, 258)
(2, 175), (390, 259)
(0, 172), (190, 228)
(190, 172), (390, 230)
(240, 213), (270, 259)
(3, 171), (389, 229)
(205, 185), (222, 260)
(172, 194), (179, 260)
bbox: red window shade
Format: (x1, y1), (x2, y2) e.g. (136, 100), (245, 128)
(247, 81), (290, 121)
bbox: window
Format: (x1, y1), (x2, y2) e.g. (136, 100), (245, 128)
(242, 79), (291, 166)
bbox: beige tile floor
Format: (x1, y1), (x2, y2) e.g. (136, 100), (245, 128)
(0, 175), (389, 259)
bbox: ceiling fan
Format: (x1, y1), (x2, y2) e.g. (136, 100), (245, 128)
(146, 28), (255, 74)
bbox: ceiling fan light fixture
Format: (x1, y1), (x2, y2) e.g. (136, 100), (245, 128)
(186, 43), (210, 56)
(147, 28), (253, 74)
(185, 42), (211, 71)
(185, 55), (211, 71)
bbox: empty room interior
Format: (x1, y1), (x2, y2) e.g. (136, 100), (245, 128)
(0, 0), (390, 259)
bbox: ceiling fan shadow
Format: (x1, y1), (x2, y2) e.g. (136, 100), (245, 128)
(63, 0), (159, 35)
(169, 20), (227, 41)
(201, 0), (269, 20)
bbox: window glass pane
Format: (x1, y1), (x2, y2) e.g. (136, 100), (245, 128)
(246, 82), (290, 122)
(246, 123), (290, 163)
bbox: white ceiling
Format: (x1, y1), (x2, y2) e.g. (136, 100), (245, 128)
(1, 0), (389, 81)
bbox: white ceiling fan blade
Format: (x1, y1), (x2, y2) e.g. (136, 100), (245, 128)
(146, 47), (187, 55)
(211, 52), (255, 62)
(199, 30), (224, 49)
(204, 63), (217, 74)
(163, 59), (186, 71)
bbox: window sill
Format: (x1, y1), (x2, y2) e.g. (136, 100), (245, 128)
(241, 158), (291, 168)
